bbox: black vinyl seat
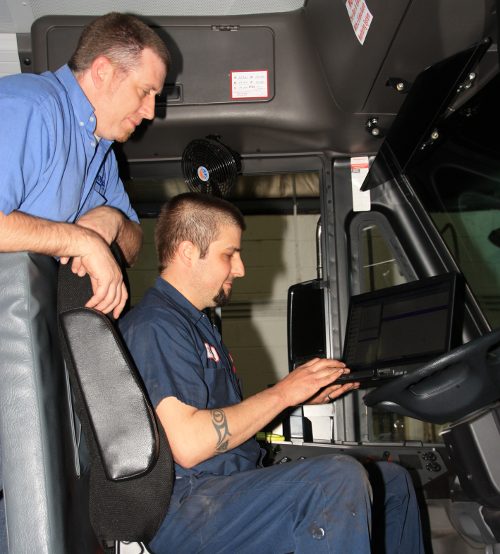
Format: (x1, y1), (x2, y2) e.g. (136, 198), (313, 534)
(57, 255), (174, 550)
(0, 251), (173, 553)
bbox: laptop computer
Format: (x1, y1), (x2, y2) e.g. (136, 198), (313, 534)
(287, 273), (464, 388)
(336, 273), (464, 386)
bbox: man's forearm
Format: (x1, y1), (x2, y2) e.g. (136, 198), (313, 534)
(74, 207), (143, 266)
(0, 210), (98, 256)
(116, 219), (143, 266)
(157, 386), (288, 468)
(210, 388), (288, 453)
(157, 359), (352, 469)
(0, 209), (130, 317)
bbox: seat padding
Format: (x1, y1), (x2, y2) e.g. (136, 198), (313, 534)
(57, 256), (173, 544)
(60, 308), (159, 481)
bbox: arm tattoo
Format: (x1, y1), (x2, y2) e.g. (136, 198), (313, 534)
(211, 409), (232, 453)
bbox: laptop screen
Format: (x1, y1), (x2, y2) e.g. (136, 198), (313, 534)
(343, 273), (464, 373)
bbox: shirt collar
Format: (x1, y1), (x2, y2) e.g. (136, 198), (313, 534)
(53, 64), (113, 148)
(154, 277), (206, 325)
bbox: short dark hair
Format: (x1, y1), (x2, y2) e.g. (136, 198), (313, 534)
(155, 193), (246, 272)
(68, 12), (170, 74)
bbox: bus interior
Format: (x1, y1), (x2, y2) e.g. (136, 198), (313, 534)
(1, 0), (500, 552)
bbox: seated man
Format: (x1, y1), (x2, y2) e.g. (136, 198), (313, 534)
(119, 192), (424, 554)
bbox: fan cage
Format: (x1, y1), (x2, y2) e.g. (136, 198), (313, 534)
(182, 138), (240, 197)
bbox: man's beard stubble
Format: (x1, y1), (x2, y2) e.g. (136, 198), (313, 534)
(213, 287), (232, 307)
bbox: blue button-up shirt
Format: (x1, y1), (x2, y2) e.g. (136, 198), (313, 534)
(0, 64), (137, 223)
(119, 278), (264, 478)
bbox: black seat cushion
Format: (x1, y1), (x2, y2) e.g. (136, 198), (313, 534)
(57, 257), (173, 544)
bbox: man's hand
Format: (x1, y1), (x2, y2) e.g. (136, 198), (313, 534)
(59, 206), (125, 272)
(63, 206), (142, 316)
(306, 380), (360, 404)
(60, 230), (127, 318)
(272, 358), (359, 406)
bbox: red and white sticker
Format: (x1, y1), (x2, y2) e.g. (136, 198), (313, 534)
(345, 0), (373, 45)
(351, 156), (371, 211)
(231, 70), (269, 100)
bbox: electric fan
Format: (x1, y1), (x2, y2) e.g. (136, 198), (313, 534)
(181, 136), (241, 197)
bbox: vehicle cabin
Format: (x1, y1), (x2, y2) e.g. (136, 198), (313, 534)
(0, 1), (499, 553)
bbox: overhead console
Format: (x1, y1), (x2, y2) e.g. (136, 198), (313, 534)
(24, 3), (497, 161)
(27, 12), (340, 160)
(30, 16), (275, 106)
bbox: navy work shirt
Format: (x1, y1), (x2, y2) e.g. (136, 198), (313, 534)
(119, 278), (264, 478)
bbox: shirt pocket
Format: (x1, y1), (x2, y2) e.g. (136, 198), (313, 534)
(203, 364), (240, 405)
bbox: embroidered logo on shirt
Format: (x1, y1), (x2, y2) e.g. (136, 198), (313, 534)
(94, 173), (106, 194)
(204, 342), (220, 363)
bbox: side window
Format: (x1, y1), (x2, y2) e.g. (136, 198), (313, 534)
(349, 212), (443, 443)
(405, 72), (500, 330)
(355, 218), (407, 293)
(411, 166), (500, 329)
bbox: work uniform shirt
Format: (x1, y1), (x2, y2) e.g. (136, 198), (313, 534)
(119, 278), (264, 478)
(0, 64), (138, 223)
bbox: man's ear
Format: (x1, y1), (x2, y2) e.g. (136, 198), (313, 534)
(178, 240), (198, 266)
(90, 55), (114, 90)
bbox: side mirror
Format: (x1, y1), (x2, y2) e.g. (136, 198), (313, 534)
(287, 279), (327, 371)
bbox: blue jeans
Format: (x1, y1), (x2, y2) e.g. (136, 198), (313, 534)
(367, 461), (424, 554)
(150, 455), (423, 553)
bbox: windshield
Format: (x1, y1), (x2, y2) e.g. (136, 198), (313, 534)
(406, 73), (500, 329)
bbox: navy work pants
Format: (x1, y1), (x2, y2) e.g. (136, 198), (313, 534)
(150, 455), (423, 554)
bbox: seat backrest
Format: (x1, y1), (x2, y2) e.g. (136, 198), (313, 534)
(0, 252), (98, 553)
(57, 257), (173, 547)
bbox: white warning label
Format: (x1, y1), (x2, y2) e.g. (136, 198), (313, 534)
(351, 156), (371, 211)
(345, 0), (373, 45)
(231, 70), (269, 99)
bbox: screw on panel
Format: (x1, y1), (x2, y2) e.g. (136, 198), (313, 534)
(386, 78), (411, 93)
(366, 117), (382, 137)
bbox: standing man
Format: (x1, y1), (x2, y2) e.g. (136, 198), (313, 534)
(0, 12), (170, 550)
(120, 192), (424, 554)
(0, 12), (170, 317)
